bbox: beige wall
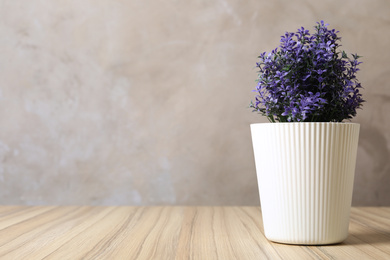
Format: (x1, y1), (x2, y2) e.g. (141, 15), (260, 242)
(0, 0), (389, 206)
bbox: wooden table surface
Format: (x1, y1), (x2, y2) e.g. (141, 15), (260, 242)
(0, 206), (389, 259)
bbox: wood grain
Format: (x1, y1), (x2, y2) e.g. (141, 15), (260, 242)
(0, 206), (389, 259)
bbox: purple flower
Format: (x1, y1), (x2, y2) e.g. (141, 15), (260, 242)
(250, 21), (364, 122)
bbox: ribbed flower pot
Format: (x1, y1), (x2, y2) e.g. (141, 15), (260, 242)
(251, 122), (360, 245)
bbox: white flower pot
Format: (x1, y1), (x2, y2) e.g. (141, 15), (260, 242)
(251, 122), (360, 245)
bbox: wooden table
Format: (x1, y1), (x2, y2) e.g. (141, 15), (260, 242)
(0, 206), (389, 259)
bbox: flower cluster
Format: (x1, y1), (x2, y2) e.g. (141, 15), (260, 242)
(250, 21), (364, 122)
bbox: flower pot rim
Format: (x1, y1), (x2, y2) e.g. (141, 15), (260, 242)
(250, 122), (360, 127)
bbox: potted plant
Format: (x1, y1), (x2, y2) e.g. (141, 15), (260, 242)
(250, 21), (364, 245)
